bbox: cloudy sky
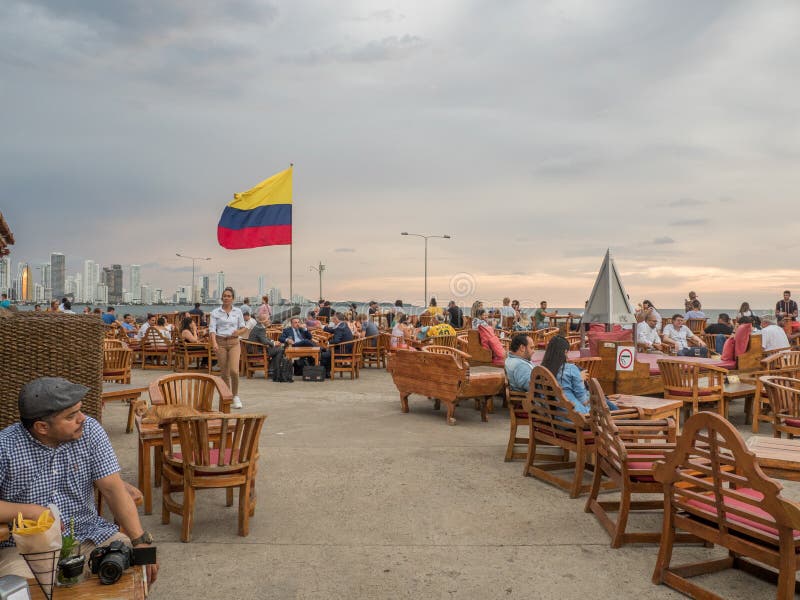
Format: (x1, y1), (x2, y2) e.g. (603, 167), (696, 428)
(2, 0), (799, 308)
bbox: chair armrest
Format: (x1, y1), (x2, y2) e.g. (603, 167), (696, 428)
(702, 364), (730, 374)
(211, 375), (234, 413)
(148, 380), (165, 405)
(609, 408), (641, 419)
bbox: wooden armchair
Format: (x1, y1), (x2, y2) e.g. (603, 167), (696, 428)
(161, 413), (266, 542)
(652, 412), (800, 599)
(584, 379), (679, 547)
(523, 366), (639, 498)
(329, 337), (365, 379)
(240, 339), (271, 379)
(362, 334), (387, 368)
(568, 356), (601, 380)
(658, 359), (727, 418)
(760, 376), (800, 439)
(425, 334), (458, 349)
(173, 339), (212, 374)
(532, 327), (559, 349)
(148, 372), (233, 413)
(686, 318), (707, 334)
(103, 347), (132, 384)
(504, 386), (532, 462)
(140, 327), (173, 370)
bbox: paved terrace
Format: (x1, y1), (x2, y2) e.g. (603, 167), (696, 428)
(105, 367), (798, 599)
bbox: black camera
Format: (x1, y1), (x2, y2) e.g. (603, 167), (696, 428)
(89, 541), (157, 585)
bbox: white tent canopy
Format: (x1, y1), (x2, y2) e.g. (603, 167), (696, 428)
(583, 249), (636, 325)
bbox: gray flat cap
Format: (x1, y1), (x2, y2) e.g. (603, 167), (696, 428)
(18, 377), (89, 420)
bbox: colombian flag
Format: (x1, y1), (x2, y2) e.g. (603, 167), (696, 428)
(217, 166), (292, 249)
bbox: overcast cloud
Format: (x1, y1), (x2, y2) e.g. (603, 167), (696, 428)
(2, 0), (800, 308)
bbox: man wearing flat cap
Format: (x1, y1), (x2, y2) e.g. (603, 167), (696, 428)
(0, 377), (159, 582)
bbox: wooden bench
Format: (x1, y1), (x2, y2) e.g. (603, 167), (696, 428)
(389, 348), (506, 425)
(464, 329), (495, 366)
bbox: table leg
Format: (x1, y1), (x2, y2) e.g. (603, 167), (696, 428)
(753, 389), (761, 433)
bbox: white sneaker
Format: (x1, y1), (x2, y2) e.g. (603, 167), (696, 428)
(232, 396), (243, 409)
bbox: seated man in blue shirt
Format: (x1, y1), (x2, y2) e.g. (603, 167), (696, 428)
(0, 378), (158, 582)
(504, 334), (534, 391)
(279, 317), (314, 347)
(101, 306), (117, 325)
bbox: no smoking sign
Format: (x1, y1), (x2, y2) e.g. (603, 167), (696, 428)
(616, 346), (635, 371)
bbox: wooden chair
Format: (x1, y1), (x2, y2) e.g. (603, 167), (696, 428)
(329, 337), (365, 379)
(760, 376), (800, 439)
(161, 413), (266, 542)
(362, 334), (387, 369)
(425, 334), (458, 349)
(103, 338), (126, 350)
(103, 347), (132, 384)
(505, 386), (530, 461)
(686, 318), (707, 335)
(532, 327), (559, 349)
(652, 411), (800, 599)
(566, 334), (582, 350)
(751, 353), (800, 432)
(584, 379), (679, 547)
(173, 339), (212, 374)
(419, 314), (435, 327)
(659, 359), (727, 418)
(240, 339), (271, 379)
(523, 366), (639, 498)
(136, 373), (233, 514)
(700, 333), (724, 354)
(568, 356), (601, 380)
(140, 327), (173, 370)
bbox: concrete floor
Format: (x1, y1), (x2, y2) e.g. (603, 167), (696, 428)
(102, 366), (800, 599)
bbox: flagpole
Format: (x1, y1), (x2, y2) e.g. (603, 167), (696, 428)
(289, 163), (294, 307)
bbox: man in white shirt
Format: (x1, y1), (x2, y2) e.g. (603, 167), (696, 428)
(636, 314), (666, 352)
(136, 314), (156, 340)
(757, 316), (791, 351)
(239, 312), (257, 339)
(662, 314), (708, 357)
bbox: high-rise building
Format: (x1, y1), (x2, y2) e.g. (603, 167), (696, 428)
(199, 275), (210, 302)
(82, 260), (95, 303)
(215, 271), (225, 301)
(258, 275), (266, 299)
(130, 264), (141, 302)
(140, 284), (152, 305)
(107, 264), (123, 304)
(153, 288), (163, 304)
(268, 287), (281, 306)
(18, 263), (33, 301)
(65, 275), (76, 298)
(96, 283), (108, 304)
(0, 256), (10, 296)
(74, 273), (82, 304)
(50, 252), (65, 299)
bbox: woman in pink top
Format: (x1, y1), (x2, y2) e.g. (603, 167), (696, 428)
(257, 295), (271, 320)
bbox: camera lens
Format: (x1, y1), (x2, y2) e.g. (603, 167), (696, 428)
(98, 553), (126, 585)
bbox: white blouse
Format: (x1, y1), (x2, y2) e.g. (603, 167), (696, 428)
(209, 306), (245, 337)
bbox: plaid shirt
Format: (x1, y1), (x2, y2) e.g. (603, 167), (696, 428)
(0, 416), (120, 546)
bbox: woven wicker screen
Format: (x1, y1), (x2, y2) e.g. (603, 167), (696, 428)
(0, 311), (104, 430)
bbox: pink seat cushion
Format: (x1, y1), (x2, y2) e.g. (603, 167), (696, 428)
(733, 324), (752, 356)
(685, 487), (800, 542)
(783, 418), (800, 428)
(721, 337), (736, 361)
(626, 455), (658, 482)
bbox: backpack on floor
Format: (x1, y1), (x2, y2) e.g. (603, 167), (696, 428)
(274, 357), (294, 382)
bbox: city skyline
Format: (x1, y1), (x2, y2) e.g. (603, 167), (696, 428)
(2, 3), (800, 308)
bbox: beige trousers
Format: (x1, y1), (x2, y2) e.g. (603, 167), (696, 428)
(215, 336), (240, 396)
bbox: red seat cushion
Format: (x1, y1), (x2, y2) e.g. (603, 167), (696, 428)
(685, 487), (800, 542)
(478, 325), (505, 366)
(514, 411), (528, 419)
(721, 337), (736, 361)
(626, 460), (656, 482)
(783, 418), (800, 428)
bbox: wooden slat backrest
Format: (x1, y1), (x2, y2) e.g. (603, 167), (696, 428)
(568, 357), (601, 380)
(103, 347), (132, 370)
(686, 318), (707, 334)
(149, 373), (232, 411)
(419, 314), (435, 326)
(170, 414), (265, 471)
(427, 334), (457, 348)
(588, 378), (628, 472)
(422, 345), (470, 368)
(762, 350), (800, 370)
(761, 376), (800, 418)
(654, 412), (800, 547)
(523, 366), (584, 439)
(142, 326), (170, 350)
(501, 316), (515, 330)
(658, 359), (725, 396)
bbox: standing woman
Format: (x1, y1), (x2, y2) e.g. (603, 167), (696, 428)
(210, 287), (247, 409)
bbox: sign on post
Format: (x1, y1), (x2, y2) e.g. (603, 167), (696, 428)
(616, 346), (635, 371)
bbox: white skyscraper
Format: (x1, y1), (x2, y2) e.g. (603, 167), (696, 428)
(140, 284), (152, 305)
(258, 275), (266, 298)
(96, 283), (108, 304)
(82, 260), (95, 303)
(74, 273), (82, 304)
(0, 256), (11, 295)
(215, 271), (225, 300)
(268, 287), (281, 306)
(92, 263), (101, 302)
(130, 264), (141, 302)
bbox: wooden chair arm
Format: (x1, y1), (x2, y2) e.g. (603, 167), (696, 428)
(609, 408), (641, 419)
(701, 364), (730, 374)
(211, 375), (234, 413)
(241, 340), (269, 350)
(148, 380), (165, 405)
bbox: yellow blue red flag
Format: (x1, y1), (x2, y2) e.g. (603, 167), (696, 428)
(217, 166), (292, 249)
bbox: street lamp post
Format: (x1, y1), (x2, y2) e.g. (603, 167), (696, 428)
(309, 261), (326, 302)
(176, 253), (211, 304)
(400, 232), (451, 306)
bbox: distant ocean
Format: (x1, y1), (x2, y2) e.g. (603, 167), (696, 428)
(13, 302), (753, 322)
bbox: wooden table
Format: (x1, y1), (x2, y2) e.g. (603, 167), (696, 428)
(609, 394), (683, 423)
(284, 346), (321, 362)
(102, 383), (148, 434)
(722, 381), (757, 423)
(28, 569), (145, 600)
(746, 436), (800, 482)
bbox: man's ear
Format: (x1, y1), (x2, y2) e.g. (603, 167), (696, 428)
(32, 420), (50, 436)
